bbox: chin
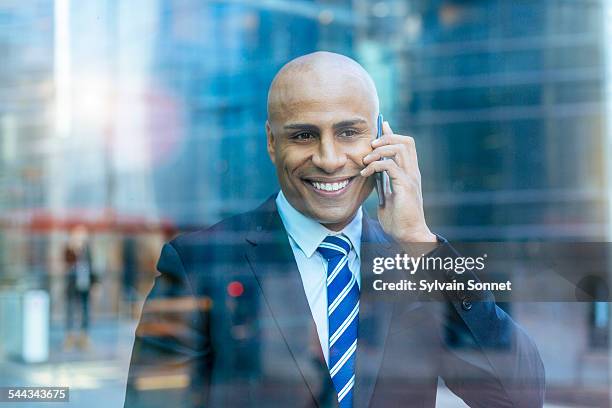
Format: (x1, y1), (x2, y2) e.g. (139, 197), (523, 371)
(310, 206), (359, 228)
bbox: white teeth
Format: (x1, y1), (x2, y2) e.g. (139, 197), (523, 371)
(310, 179), (350, 192)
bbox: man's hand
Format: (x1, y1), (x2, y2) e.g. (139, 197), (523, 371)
(361, 121), (437, 245)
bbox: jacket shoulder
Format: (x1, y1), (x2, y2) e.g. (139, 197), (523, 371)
(166, 196), (275, 256)
(169, 211), (256, 251)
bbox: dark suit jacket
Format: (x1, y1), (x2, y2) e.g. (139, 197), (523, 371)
(125, 195), (545, 407)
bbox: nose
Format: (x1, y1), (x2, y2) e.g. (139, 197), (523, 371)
(311, 134), (347, 174)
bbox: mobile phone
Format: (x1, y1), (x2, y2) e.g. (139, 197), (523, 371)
(375, 113), (386, 207)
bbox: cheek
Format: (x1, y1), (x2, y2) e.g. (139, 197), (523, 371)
(278, 145), (311, 171)
(347, 140), (374, 166)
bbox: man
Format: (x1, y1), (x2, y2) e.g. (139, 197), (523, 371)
(125, 52), (544, 407)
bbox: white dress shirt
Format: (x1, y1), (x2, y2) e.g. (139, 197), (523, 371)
(276, 190), (362, 364)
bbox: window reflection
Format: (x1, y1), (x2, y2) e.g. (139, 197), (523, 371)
(0, 0), (610, 407)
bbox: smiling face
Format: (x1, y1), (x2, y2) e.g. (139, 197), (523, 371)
(266, 53), (378, 231)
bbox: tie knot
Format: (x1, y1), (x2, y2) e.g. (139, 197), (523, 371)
(317, 235), (351, 261)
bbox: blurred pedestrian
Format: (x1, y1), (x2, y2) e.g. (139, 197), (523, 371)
(63, 225), (97, 350)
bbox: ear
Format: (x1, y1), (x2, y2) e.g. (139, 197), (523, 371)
(265, 120), (276, 165)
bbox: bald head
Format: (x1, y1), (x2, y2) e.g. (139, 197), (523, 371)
(267, 51), (379, 121)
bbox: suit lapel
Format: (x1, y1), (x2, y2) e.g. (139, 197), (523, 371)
(353, 215), (395, 408)
(244, 197), (336, 408)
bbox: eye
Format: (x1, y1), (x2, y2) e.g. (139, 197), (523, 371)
(339, 129), (358, 138)
(291, 132), (315, 141)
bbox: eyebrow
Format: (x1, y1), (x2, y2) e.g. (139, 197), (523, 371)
(332, 119), (368, 129)
(283, 118), (368, 131)
(284, 123), (319, 132)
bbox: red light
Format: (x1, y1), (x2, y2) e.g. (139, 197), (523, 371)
(227, 281), (244, 297)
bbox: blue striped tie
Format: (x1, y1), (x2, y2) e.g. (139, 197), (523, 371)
(317, 235), (359, 408)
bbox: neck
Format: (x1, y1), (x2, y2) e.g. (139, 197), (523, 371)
(321, 213), (357, 232)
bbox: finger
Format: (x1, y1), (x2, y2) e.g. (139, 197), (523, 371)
(372, 132), (414, 149)
(360, 158), (402, 180)
(372, 121), (394, 147)
(362, 145), (405, 166)
(383, 121), (393, 135)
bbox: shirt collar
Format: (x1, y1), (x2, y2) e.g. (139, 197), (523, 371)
(275, 190), (362, 258)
